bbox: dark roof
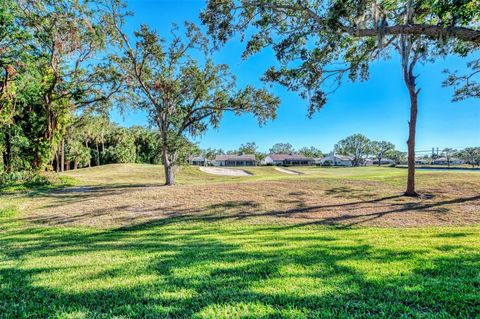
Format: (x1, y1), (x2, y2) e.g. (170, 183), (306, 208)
(189, 155), (206, 161)
(267, 154), (311, 161)
(215, 154), (256, 161)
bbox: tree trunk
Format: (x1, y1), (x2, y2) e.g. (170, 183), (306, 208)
(399, 36), (422, 197)
(55, 148), (60, 172)
(74, 161), (78, 170)
(96, 141), (100, 166)
(405, 91), (418, 196)
(162, 145), (175, 186)
(60, 137), (65, 172)
(2, 131), (11, 173)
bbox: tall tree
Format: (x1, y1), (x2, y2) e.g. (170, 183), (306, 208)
(15, 0), (122, 170)
(106, 3), (279, 185)
(201, 0), (480, 196)
(269, 142), (294, 154)
(335, 134), (372, 167)
(371, 141), (396, 166)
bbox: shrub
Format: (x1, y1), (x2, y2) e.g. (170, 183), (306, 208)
(0, 171), (50, 189)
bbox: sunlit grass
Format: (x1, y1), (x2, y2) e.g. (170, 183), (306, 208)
(1, 164), (479, 318)
(1, 210), (479, 318)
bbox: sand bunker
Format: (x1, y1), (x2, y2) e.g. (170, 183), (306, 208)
(274, 167), (302, 175)
(199, 167), (252, 176)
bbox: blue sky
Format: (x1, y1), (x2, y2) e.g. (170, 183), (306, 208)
(111, 0), (480, 153)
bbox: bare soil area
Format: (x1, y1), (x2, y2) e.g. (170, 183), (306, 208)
(23, 178), (480, 229)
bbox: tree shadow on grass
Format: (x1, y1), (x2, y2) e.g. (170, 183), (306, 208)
(1, 221), (479, 318)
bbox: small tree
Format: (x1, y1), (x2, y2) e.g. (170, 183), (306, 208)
(238, 142), (258, 155)
(441, 148), (457, 167)
(335, 134), (372, 167)
(203, 148), (225, 161)
(298, 146), (323, 158)
(371, 141), (396, 166)
(458, 147), (480, 168)
(106, 4), (279, 185)
(269, 143), (294, 154)
(391, 150), (407, 165)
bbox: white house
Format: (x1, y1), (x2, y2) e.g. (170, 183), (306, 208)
(261, 154), (314, 166)
(313, 157), (324, 165)
(431, 157), (465, 165)
(320, 152), (353, 167)
(214, 154), (256, 167)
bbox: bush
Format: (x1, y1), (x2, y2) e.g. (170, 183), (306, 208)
(0, 171), (50, 189)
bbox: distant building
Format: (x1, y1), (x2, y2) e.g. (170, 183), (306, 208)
(431, 157), (465, 165)
(214, 154), (256, 167)
(313, 157), (324, 165)
(415, 158), (429, 165)
(320, 152), (353, 167)
(188, 155), (207, 166)
(371, 158), (395, 165)
(261, 154), (314, 166)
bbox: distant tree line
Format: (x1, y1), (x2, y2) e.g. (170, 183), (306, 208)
(197, 137), (480, 168)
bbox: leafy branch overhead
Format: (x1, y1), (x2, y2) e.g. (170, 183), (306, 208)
(201, 0), (480, 115)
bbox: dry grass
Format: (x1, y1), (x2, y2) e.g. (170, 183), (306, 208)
(15, 164), (480, 229)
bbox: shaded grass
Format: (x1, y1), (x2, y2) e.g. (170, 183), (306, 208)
(1, 164), (479, 318)
(1, 209), (479, 318)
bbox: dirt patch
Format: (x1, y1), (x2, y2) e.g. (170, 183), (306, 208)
(199, 167), (252, 176)
(22, 178), (480, 229)
(274, 167), (302, 175)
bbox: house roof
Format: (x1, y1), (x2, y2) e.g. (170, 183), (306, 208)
(334, 154), (354, 161)
(215, 154), (256, 161)
(433, 157), (462, 162)
(267, 154), (311, 161)
(189, 155), (206, 161)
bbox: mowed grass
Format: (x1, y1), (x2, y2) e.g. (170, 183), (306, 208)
(1, 164), (479, 318)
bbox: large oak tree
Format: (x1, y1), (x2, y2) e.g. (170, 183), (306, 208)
(105, 3), (279, 185)
(201, 0), (480, 196)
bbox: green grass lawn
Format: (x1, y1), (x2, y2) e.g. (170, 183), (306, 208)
(1, 164), (479, 318)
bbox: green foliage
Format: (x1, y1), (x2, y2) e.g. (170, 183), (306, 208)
(106, 4), (279, 184)
(457, 147), (480, 167)
(66, 140), (91, 169)
(335, 134), (372, 166)
(269, 142), (294, 154)
(131, 126), (161, 164)
(371, 141), (396, 165)
(298, 146), (323, 158)
(103, 127), (136, 164)
(202, 0), (480, 112)
(202, 148), (225, 160)
(0, 171), (49, 189)
(238, 142), (258, 155)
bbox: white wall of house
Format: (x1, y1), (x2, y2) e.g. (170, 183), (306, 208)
(261, 156), (283, 165)
(320, 153), (353, 167)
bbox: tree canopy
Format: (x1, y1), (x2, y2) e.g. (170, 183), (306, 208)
(201, 0), (480, 196)
(105, 2), (279, 185)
